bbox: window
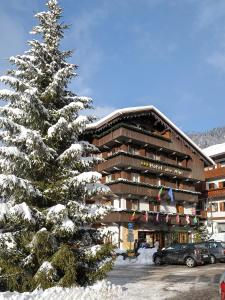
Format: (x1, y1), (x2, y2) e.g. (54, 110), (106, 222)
(176, 204), (184, 214)
(176, 181), (181, 189)
(146, 151), (154, 159)
(128, 145), (139, 155)
(149, 203), (154, 211)
(131, 173), (140, 183)
(208, 183), (215, 190)
(221, 181), (225, 188)
(146, 151), (160, 160)
(220, 202), (225, 212)
(105, 174), (112, 183)
(166, 244), (181, 251)
(126, 199), (139, 210)
(209, 242), (219, 249)
(178, 160), (182, 166)
(154, 204), (160, 212)
(131, 200), (139, 210)
(218, 224), (225, 233)
(154, 153), (160, 160)
(108, 148), (117, 157)
(212, 203), (218, 212)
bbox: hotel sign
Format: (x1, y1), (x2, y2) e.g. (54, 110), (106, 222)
(141, 161), (184, 176)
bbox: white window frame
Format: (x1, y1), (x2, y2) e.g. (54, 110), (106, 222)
(131, 173), (140, 183)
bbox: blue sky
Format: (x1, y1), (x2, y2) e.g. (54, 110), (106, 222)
(0, 0), (225, 132)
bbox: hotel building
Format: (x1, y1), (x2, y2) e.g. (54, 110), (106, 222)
(84, 106), (214, 249)
(202, 143), (225, 235)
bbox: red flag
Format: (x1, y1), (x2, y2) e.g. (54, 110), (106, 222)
(176, 214), (180, 224)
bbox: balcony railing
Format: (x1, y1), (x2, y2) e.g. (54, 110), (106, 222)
(205, 166), (225, 179)
(102, 211), (200, 225)
(107, 180), (199, 203)
(97, 152), (191, 179)
(208, 187), (225, 199)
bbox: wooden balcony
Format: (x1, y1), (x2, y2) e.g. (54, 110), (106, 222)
(102, 211), (198, 226)
(93, 126), (189, 155)
(93, 125), (170, 147)
(205, 166), (225, 179)
(97, 153), (191, 179)
(107, 181), (199, 202)
(208, 187), (225, 199)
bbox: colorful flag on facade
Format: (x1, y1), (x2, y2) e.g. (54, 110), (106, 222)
(185, 215), (190, 224)
(130, 211), (136, 221)
(166, 214), (169, 223)
(193, 215), (198, 224)
(145, 211), (148, 222)
(158, 187), (163, 201)
(176, 214), (180, 224)
(168, 188), (174, 203)
(156, 212), (159, 222)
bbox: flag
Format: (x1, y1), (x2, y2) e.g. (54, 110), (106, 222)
(130, 211), (136, 221)
(156, 212), (159, 222)
(185, 215), (190, 224)
(168, 188), (174, 203)
(176, 214), (180, 224)
(158, 187), (163, 201)
(193, 216), (198, 224)
(165, 214), (169, 223)
(145, 211), (148, 222)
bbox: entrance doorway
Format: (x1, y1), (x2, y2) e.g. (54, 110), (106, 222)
(138, 231), (165, 248)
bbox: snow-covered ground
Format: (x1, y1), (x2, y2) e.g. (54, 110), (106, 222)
(108, 264), (222, 300)
(115, 247), (157, 266)
(0, 280), (122, 300)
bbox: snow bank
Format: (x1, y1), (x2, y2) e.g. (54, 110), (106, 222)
(115, 248), (157, 266)
(0, 280), (122, 300)
(136, 248), (156, 265)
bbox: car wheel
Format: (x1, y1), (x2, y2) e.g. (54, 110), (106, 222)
(210, 255), (216, 264)
(185, 257), (196, 268)
(154, 256), (162, 265)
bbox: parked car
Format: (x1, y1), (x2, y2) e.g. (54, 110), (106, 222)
(153, 243), (210, 267)
(197, 241), (225, 264)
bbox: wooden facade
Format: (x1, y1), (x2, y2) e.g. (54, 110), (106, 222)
(84, 107), (213, 249)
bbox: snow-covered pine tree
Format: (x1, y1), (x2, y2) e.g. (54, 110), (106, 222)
(0, 0), (114, 292)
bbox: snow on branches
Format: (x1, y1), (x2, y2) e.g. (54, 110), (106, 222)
(0, 0), (113, 292)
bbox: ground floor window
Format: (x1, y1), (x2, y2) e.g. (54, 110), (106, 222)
(138, 231), (165, 248)
(137, 231), (189, 249)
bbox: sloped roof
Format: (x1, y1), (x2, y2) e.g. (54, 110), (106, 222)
(203, 142), (225, 158)
(86, 105), (214, 166)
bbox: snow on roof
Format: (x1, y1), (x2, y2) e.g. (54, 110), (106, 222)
(86, 105), (214, 166)
(203, 142), (225, 158)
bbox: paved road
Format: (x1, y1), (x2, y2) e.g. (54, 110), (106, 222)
(107, 263), (224, 299)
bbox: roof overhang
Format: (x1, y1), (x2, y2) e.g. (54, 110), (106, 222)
(86, 105), (215, 167)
